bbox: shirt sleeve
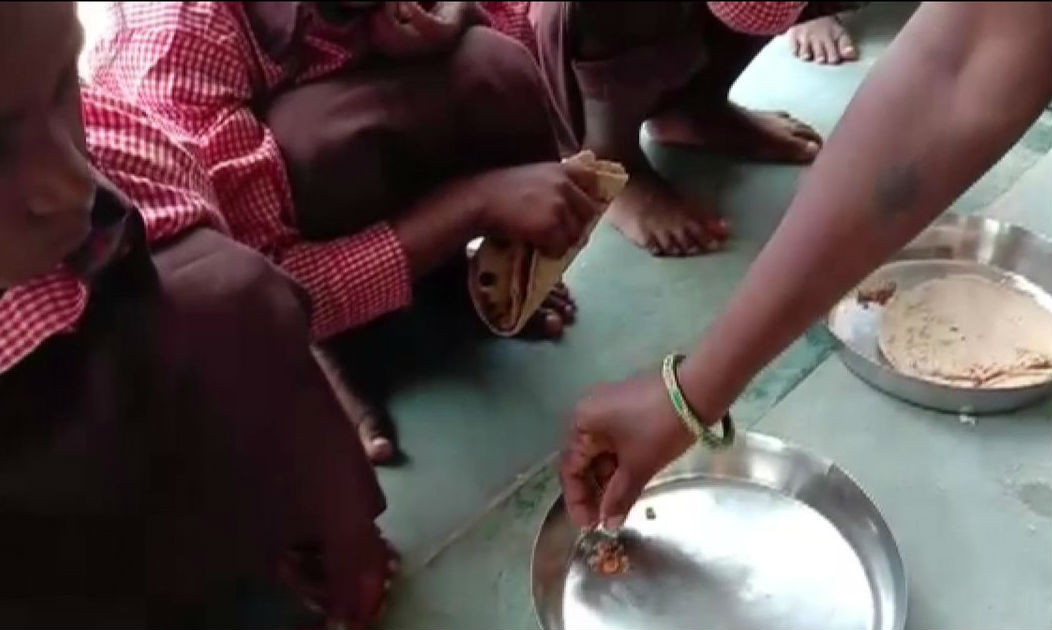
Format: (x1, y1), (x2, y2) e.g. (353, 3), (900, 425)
(84, 2), (412, 340)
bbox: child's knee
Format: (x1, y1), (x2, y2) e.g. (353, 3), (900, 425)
(155, 228), (311, 345)
(451, 27), (549, 116)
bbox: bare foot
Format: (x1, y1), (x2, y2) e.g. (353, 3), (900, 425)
(787, 15), (858, 65)
(645, 103), (822, 164)
(278, 532), (400, 629)
(521, 282), (577, 340)
(605, 168), (729, 257)
(312, 347), (396, 465)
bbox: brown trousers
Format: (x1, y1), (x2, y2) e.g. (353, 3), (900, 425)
(0, 204), (383, 626)
(530, 1), (851, 159)
(261, 26), (563, 241)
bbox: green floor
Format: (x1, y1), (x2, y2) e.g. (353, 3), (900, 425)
(374, 4), (1052, 629)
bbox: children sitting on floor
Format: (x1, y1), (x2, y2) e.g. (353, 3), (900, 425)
(528, 1), (861, 257)
(84, 1), (605, 462)
(0, 3), (395, 626)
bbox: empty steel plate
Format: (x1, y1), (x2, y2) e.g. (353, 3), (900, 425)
(532, 433), (906, 630)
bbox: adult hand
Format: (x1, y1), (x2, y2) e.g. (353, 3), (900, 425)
(467, 161), (602, 258)
(560, 371), (697, 530)
(368, 2), (485, 58)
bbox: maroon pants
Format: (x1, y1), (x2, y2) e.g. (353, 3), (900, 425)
(530, 1), (850, 159)
(262, 26), (563, 241)
(0, 219), (383, 626)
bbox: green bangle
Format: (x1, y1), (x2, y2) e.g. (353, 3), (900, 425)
(661, 353), (735, 450)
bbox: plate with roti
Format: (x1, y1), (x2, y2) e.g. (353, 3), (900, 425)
(827, 214), (1052, 414)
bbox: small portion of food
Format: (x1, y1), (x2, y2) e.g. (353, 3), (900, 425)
(856, 281), (897, 308)
(645, 507), (656, 520)
(879, 274), (1052, 388)
(586, 538), (630, 576)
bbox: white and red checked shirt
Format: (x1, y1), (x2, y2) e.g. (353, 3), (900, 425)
(706, 2), (807, 35)
(1, 1), (808, 374)
(78, 2), (547, 345)
(84, 2), (424, 343)
(78, 0), (801, 346)
(482, 1), (808, 43)
(0, 88), (226, 374)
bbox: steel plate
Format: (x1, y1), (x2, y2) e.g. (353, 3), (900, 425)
(532, 433), (906, 630)
(826, 213), (1052, 414)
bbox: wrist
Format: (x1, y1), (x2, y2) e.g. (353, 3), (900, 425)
(661, 354), (736, 450)
(675, 353), (731, 428)
(453, 174), (490, 235)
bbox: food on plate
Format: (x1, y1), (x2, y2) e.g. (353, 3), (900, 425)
(586, 538), (630, 576)
(878, 274), (1052, 388)
(856, 280), (897, 307)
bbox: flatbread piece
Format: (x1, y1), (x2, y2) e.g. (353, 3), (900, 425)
(467, 151), (629, 336)
(878, 274), (1052, 388)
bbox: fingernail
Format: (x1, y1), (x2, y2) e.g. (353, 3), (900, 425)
(603, 515), (625, 531)
(806, 141), (819, 155)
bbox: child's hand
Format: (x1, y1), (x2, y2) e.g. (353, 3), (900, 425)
(368, 2), (485, 58)
(465, 161), (602, 259)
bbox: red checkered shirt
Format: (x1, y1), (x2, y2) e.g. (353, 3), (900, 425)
(0, 88), (226, 374)
(707, 2), (808, 35)
(477, 2), (808, 47)
(481, 2), (535, 56)
(84, 2), (541, 343)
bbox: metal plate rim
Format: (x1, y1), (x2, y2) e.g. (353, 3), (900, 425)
(531, 432), (907, 630)
(824, 213), (1052, 414)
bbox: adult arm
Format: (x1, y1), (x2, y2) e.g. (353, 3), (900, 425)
(563, 1), (1052, 528)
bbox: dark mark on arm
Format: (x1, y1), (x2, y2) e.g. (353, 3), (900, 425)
(873, 161), (921, 218)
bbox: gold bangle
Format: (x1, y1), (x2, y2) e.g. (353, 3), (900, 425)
(661, 354), (735, 449)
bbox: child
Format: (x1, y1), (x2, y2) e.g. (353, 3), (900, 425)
(85, 1), (603, 462)
(529, 1), (857, 256)
(1, 3), (393, 626)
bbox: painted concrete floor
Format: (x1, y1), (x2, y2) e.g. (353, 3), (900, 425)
(69, 3), (1050, 627)
(373, 3), (1052, 629)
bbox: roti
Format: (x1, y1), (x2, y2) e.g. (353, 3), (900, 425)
(467, 151), (629, 336)
(878, 274), (1052, 388)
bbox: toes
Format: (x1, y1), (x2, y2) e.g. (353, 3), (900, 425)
(821, 38), (840, 64)
(705, 217), (731, 241)
(667, 229), (696, 257)
(645, 236), (662, 256)
(542, 310), (564, 338)
(523, 308), (565, 339)
(794, 140), (821, 163)
(837, 34), (858, 60)
(357, 414), (396, 464)
(654, 229), (682, 256)
(542, 294), (576, 324)
(800, 40), (814, 61)
(364, 436), (395, 464)
(683, 221), (716, 254)
(791, 121), (823, 145)
(812, 38), (826, 63)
